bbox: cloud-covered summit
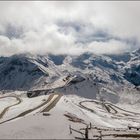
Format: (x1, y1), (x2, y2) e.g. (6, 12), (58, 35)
(0, 1), (140, 56)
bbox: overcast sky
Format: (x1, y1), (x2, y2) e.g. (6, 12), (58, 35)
(0, 1), (140, 56)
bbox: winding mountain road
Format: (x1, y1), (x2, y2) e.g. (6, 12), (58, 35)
(41, 93), (62, 112)
(0, 96), (22, 119)
(0, 93), (62, 124)
(104, 102), (140, 115)
(79, 100), (140, 116)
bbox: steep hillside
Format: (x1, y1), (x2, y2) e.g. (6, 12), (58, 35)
(0, 54), (51, 90)
(124, 49), (140, 86)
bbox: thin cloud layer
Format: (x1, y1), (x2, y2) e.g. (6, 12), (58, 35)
(0, 1), (140, 56)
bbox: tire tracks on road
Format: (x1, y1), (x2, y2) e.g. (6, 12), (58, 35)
(41, 94), (63, 112)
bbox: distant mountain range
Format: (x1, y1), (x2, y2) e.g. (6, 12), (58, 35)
(0, 49), (139, 93)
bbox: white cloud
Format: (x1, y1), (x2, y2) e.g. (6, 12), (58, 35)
(86, 40), (131, 55)
(0, 36), (19, 56)
(0, 1), (140, 56)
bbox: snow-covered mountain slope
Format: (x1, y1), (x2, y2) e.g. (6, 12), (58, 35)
(0, 54), (45, 90)
(69, 49), (139, 88)
(62, 53), (131, 90)
(56, 78), (99, 99)
(123, 49), (140, 86)
(0, 48), (139, 139)
(0, 49), (139, 95)
(0, 92), (140, 139)
(0, 53), (63, 90)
